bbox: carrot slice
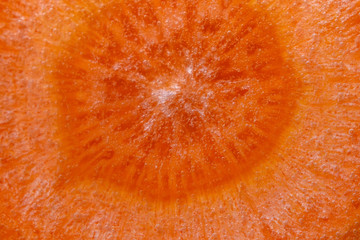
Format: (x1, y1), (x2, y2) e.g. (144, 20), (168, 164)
(52, 0), (298, 201)
(1, 0), (360, 239)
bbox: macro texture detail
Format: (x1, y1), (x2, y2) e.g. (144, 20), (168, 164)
(1, 0), (360, 239)
(52, 1), (298, 200)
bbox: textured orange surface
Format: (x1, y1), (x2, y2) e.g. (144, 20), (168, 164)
(1, 0), (360, 239)
(53, 1), (298, 201)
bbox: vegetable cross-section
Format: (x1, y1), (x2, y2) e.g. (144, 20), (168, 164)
(53, 0), (298, 200)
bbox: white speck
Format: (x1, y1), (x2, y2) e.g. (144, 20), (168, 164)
(155, 89), (177, 104)
(113, 63), (121, 71)
(144, 118), (154, 132)
(153, 84), (180, 104)
(186, 66), (193, 74)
